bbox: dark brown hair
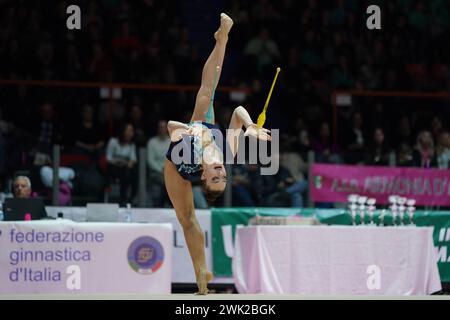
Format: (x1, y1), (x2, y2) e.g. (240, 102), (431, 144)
(201, 179), (224, 204)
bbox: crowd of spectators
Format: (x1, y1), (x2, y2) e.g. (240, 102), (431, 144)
(0, 0), (449, 207)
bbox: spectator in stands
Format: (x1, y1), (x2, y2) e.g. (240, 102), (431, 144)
(106, 123), (137, 204)
(39, 166), (75, 206)
(232, 164), (275, 207)
(11, 175), (48, 216)
(64, 43), (83, 81)
(146, 120), (170, 207)
(412, 130), (437, 168)
(13, 176), (32, 199)
(395, 115), (414, 147)
(112, 22), (141, 54)
(231, 165), (255, 207)
(397, 143), (414, 167)
(312, 122), (341, 163)
(430, 116), (444, 142)
(292, 114), (311, 156)
(74, 104), (105, 159)
(98, 99), (126, 129)
(88, 43), (112, 81)
(436, 131), (450, 169)
(279, 148), (309, 207)
(265, 164), (307, 208)
(244, 28), (281, 76)
(366, 128), (390, 166)
(343, 112), (366, 164)
(332, 55), (354, 88)
(128, 104), (147, 148)
(33, 102), (60, 157)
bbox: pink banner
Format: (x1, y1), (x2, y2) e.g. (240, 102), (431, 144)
(310, 164), (450, 206)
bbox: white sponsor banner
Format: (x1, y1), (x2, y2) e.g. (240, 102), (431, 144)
(0, 220), (172, 294)
(45, 207), (221, 283)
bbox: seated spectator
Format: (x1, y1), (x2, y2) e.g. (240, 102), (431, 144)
(129, 104), (147, 148)
(88, 43), (113, 81)
(112, 21), (142, 55)
(244, 28), (281, 76)
(146, 120), (170, 207)
(312, 122), (341, 163)
(232, 164), (274, 207)
(366, 127), (390, 166)
(231, 165), (255, 207)
(13, 176), (33, 199)
(39, 166), (75, 206)
(412, 130), (437, 168)
(192, 185), (209, 209)
(106, 123), (137, 204)
(265, 165), (308, 208)
(431, 116), (444, 142)
(436, 131), (450, 169)
(74, 104), (105, 159)
(397, 143), (414, 167)
(343, 112), (366, 164)
(32, 102), (61, 156)
(292, 115), (311, 156)
(280, 147), (309, 207)
(281, 149), (308, 183)
(394, 116), (414, 147)
(12, 175), (47, 217)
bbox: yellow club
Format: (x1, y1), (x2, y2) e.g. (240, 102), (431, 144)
(257, 67), (281, 128)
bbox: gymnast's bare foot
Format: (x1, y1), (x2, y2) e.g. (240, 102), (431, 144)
(214, 13), (233, 42)
(195, 269), (213, 295)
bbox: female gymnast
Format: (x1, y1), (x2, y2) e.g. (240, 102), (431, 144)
(164, 13), (271, 294)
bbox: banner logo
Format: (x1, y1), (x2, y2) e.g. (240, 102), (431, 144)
(127, 236), (164, 274)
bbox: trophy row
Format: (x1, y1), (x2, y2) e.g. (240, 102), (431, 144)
(347, 194), (417, 226)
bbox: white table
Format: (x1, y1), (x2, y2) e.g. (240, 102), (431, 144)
(0, 220), (172, 294)
(233, 225), (442, 295)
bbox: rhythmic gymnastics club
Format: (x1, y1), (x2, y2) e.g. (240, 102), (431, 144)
(257, 67), (281, 128)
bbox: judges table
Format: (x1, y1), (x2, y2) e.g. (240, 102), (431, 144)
(0, 220), (172, 294)
(233, 225), (442, 295)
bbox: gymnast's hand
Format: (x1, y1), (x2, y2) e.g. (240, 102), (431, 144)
(187, 126), (214, 145)
(186, 125), (203, 138)
(244, 124), (272, 141)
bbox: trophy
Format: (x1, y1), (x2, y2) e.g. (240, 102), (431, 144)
(406, 199), (416, 225)
(348, 194), (359, 225)
(379, 209), (387, 226)
(357, 196), (368, 225)
(366, 198), (376, 225)
(388, 195), (399, 226)
(397, 197), (407, 225)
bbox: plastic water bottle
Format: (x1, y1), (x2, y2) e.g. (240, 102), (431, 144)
(125, 203), (132, 223)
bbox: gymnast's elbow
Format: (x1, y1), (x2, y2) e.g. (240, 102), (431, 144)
(231, 105), (242, 113)
(167, 120), (175, 130)
(167, 120), (182, 132)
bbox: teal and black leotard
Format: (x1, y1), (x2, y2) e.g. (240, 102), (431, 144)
(166, 122), (231, 183)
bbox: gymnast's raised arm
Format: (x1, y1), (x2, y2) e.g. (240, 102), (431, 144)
(227, 106), (271, 158)
(167, 120), (189, 142)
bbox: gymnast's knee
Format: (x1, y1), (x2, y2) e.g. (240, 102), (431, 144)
(178, 211), (198, 230)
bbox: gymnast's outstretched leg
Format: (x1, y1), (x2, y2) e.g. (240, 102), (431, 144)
(190, 13), (233, 124)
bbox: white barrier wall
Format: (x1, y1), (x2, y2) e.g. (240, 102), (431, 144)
(0, 220), (172, 294)
(44, 207), (232, 284)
